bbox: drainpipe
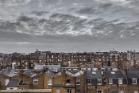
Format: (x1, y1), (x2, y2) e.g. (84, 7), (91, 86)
(84, 71), (87, 93)
(75, 77), (76, 93)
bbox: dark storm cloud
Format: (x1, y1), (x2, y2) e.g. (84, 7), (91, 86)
(0, 0), (139, 52)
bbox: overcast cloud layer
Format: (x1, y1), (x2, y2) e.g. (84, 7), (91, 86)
(0, 0), (139, 53)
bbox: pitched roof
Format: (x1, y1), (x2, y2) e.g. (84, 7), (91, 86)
(106, 70), (125, 79)
(34, 64), (45, 71)
(23, 69), (37, 78)
(0, 69), (18, 77)
(65, 68), (83, 77)
(127, 68), (139, 78)
(86, 70), (102, 79)
(7, 79), (19, 87)
(47, 65), (61, 73)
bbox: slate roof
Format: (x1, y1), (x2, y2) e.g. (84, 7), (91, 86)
(66, 68), (80, 74)
(65, 68), (83, 77)
(0, 69), (18, 77)
(106, 70), (125, 79)
(34, 64), (45, 71)
(23, 69), (37, 78)
(47, 65), (61, 73)
(86, 70), (102, 79)
(127, 68), (139, 78)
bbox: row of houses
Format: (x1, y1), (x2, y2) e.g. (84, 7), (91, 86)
(0, 65), (139, 93)
(0, 50), (139, 70)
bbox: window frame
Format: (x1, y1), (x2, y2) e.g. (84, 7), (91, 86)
(118, 78), (123, 85)
(132, 78), (137, 85)
(67, 88), (72, 93)
(33, 78), (39, 85)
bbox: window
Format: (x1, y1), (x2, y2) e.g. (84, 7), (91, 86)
(33, 78), (38, 85)
(134, 91), (138, 93)
(67, 89), (72, 93)
(66, 79), (71, 83)
(76, 78), (80, 85)
(118, 78), (123, 85)
(56, 89), (60, 93)
(5, 79), (9, 86)
(76, 88), (80, 93)
(97, 79), (102, 85)
(87, 79), (91, 84)
(48, 78), (52, 85)
(119, 90), (124, 93)
(132, 78), (137, 85)
(109, 78), (113, 84)
(66, 79), (72, 85)
(97, 90), (102, 93)
(10, 88), (13, 90)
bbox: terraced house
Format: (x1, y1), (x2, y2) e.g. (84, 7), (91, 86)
(0, 65), (139, 93)
(1, 50), (138, 70)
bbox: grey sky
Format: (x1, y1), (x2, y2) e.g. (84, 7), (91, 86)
(0, 0), (139, 53)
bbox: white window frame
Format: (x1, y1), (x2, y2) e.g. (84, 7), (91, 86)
(67, 88), (72, 93)
(48, 78), (52, 86)
(134, 91), (138, 93)
(119, 90), (124, 93)
(97, 79), (102, 85)
(118, 78), (123, 85)
(109, 78), (113, 84)
(56, 89), (61, 93)
(132, 78), (137, 85)
(97, 90), (103, 93)
(33, 78), (38, 85)
(87, 79), (91, 84)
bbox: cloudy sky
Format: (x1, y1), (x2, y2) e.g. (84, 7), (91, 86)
(0, 0), (139, 53)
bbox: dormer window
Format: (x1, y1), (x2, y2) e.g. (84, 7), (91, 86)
(132, 78), (137, 85)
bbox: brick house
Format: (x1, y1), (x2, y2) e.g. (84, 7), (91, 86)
(127, 68), (139, 93)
